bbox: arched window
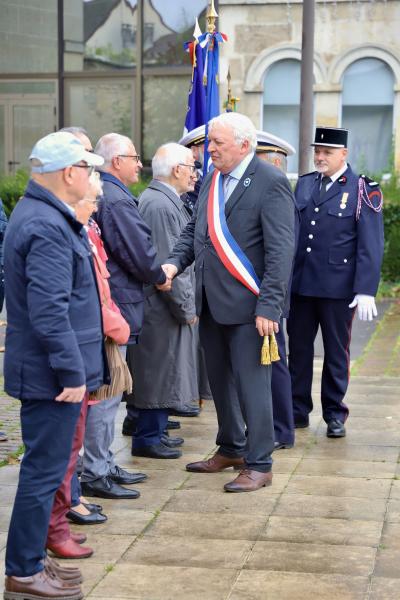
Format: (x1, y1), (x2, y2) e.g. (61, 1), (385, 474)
(342, 58), (394, 173)
(263, 59), (301, 172)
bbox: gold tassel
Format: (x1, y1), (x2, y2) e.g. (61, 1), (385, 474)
(270, 332), (280, 362)
(261, 333), (280, 365)
(261, 335), (271, 365)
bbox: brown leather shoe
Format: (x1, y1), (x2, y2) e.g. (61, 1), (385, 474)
(4, 569), (83, 599)
(224, 469), (273, 492)
(186, 452), (245, 473)
(47, 538), (93, 559)
(44, 556), (83, 584)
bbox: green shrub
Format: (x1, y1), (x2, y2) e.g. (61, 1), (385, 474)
(0, 169), (29, 216)
(0, 171), (152, 216)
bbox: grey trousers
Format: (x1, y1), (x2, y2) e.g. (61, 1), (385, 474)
(81, 392), (122, 482)
(81, 345), (126, 483)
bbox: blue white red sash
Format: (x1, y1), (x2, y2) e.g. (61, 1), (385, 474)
(207, 170), (261, 296)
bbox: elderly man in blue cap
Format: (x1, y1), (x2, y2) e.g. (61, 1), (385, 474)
(3, 131), (105, 600)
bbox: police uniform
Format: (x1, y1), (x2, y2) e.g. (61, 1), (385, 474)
(179, 124), (206, 213)
(287, 127), (384, 435)
(256, 131), (297, 449)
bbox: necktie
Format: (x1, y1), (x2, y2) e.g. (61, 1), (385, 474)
(223, 174), (233, 203)
(319, 175), (331, 199)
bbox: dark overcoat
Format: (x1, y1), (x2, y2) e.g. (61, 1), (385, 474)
(128, 180), (199, 410)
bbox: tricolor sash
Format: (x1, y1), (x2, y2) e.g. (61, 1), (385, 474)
(207, 170), (261, 296)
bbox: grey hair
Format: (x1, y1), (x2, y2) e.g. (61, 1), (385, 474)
(94, 133), (133, 170)
(152, 143), (193, 178)
(208, 112), (257, 152)
(260, 151), (288, 173)
(59, 126), (89, 136)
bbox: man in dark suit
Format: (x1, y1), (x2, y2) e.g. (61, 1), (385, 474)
(288, 126), (384, 438)
(163, 112), (295, 492)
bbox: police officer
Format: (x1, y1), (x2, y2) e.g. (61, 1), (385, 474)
(287, 126), (384, 438)
(178, 124), (205, 213)
(256, 131), (297, 450)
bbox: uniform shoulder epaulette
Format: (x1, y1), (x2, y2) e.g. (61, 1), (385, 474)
(299, 170), (317, 178)
(359, 174), (380, 187)
(356, 174), (383, 220)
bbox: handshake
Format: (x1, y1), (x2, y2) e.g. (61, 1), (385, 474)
(155, 264), (198, 325)
(155, 263), (178, 293)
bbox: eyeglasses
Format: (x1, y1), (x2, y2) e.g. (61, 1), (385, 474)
(85, 198), (98, 206)
(118, 154), (141, 163)
(72, 164), (95, 176)
(179, 163), (197, 174)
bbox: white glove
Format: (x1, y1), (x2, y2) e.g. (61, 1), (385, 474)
(349, 294), (378, 321)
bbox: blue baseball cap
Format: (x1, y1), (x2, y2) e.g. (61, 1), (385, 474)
(29, 131), (104, 173)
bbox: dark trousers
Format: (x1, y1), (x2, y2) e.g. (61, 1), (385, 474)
(6, 399), (81, 577)
(132, 408), (169, 449)
(272, 323), (295, 445)
(199, 303), (274, 473)
(287, 294), (355, 424)
(47, 394), (89, 546)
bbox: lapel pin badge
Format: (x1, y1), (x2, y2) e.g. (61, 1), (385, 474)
(244, 178), (251, 187)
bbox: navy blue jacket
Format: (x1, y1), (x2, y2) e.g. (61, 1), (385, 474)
(4, 180), (105, 401)
(292, 165), (384, 298)
(95, 173), (166, 339)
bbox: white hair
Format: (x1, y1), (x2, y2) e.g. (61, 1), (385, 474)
(208, 112), (257, 152)
(152, 143), (193, 178)
(94, 133), (133, 170)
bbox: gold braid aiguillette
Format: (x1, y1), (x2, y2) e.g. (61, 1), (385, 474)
(261, 332), (280, 365)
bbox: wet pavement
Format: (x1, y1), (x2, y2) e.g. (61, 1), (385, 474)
(0, 300), (399, 599)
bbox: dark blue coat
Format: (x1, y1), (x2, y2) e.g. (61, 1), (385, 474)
(95, 173), (166, 339)
(4, 180), (105, 401)
(292, 165), (384, 298)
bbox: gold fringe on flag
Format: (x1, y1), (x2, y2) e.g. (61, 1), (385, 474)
(261, 333), (280, 365)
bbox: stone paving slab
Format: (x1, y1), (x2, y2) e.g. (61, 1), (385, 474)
(1, 364), (400, 599)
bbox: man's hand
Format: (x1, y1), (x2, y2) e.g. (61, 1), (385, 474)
(186, 316), (198, 325)
(349, 294), (378, 321)
(55, 385), (86, 403)
(162, 263), (178, 280)
(255, 316), (279, 337)
(156, 277), (172, 292)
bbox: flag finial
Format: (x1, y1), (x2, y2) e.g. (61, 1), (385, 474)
(193, 17), (202, 39)
(206, 0), (218, 33)
(224, 66), (240, 112)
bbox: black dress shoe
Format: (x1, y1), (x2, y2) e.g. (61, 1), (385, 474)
(169, 405), (200, 417)
(166, 420), (181, 430)
(274, 441), (294, 450)
(66, 508), (108, 525)
(326, 419), (346, 438)
(294, 418), (309, 429)
(122, 416), (138, 436)
(132, 444), (182, 459)
(81, 476), (140, 499)
(161, 434), (184, 448)
(82, 502), (103, 513)
(109, 465), (148, 485)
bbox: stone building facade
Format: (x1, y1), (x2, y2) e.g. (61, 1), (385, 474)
(218, 0), (400, 174)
